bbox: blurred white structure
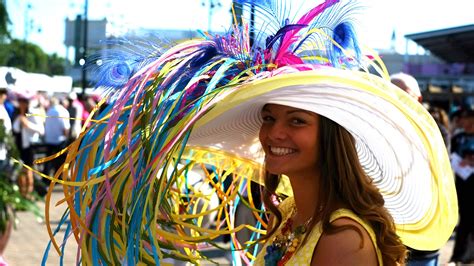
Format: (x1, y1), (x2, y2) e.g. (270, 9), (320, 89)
(0, 67), (73, 94)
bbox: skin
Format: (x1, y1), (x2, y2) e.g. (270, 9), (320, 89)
(460, 116), (474, 167)
(259, 104), (377, 266)
(391, 78), (421, 103)
(0, 91), (6, 104)
(259, 104), (321, 224)
(16, 100), (35, 197)
(312, 218), (378, 265)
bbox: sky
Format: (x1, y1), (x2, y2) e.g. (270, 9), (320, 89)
(5, 0), (474, 60)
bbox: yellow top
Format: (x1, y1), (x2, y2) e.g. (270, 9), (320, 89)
(253, 197), (383, 265)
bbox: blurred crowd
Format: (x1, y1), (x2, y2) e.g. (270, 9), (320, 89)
(0, 86), (101, 197)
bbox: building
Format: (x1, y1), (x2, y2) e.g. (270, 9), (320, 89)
(403, 24), (474, 110)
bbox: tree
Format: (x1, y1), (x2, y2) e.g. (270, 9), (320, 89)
(48, 53), (67, 75)
(0, 39), (48, 72)
(0, 0), (10, 41)
(0, 3), (66, 75)
(0, 39), (67, 75)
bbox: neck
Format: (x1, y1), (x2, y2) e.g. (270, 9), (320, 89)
(288, 171), (320, 226)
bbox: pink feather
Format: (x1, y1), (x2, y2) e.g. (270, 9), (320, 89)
(274, 0), (339, 65)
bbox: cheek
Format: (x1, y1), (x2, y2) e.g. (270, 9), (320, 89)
(300, 131), (320, 160)
(306, 138), (319, 154)
(258, 126), (266, 145)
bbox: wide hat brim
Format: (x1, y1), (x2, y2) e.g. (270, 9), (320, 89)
(188, 67), (457, 251)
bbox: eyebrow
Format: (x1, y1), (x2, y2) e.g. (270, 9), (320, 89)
(261, 106), (313, 116)
(287, 110), (314, 115)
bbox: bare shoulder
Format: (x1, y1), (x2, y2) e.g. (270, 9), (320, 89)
(311, 218), (378, 266)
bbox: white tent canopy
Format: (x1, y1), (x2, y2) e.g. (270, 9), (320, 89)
(0, 66), (73, 94)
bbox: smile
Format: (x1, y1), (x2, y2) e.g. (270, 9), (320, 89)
(269, 146), (297, 156)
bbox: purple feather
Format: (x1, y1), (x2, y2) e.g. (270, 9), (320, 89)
(265, 24), (307, 50)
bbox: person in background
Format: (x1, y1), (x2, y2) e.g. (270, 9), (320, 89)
(450, 107), (467, 139)
(0, 86), (12, 163)
(66, 92), (84, 143)
(77, 95), (97, 129)
(449, 109), (474, 264)
(2, 92), (15, 122)
(0, 86), (14, 266)
(390, 72), (441, 266)
(12, 93), (44, 197)
(28, 92), (47, 129)
(0, 87), (11, 134)
(390, 72), (423, 103)
(43, 96), (70, 178)
(428, 105), (451, 152)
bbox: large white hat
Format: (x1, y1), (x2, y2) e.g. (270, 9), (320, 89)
(188, 67), (457, 250)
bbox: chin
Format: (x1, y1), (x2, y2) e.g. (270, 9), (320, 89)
(265, 167), (288, 176)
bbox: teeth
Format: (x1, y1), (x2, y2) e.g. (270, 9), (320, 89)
(270, 146), (296, 156)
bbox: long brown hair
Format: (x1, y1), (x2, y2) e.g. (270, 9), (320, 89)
(261, 115), (407, 265)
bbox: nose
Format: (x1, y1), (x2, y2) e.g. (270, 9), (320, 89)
(265, 121), (287, 141)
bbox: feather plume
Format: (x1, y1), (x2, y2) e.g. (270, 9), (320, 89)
(294, 0), (363, 68)
(233, 0), (294, 34)
(331, 21), (361, 67)
(274, 0), (339, 65)
(87, 38), (164, 92)
(265, 23), (307, 50)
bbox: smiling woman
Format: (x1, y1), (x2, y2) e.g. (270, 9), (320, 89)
(259, 104), (320, 178)
(255, 103), (404, 265)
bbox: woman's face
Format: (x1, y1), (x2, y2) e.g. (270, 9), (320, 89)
(18, 100), (29, 112)
(259, 104), (320, 177)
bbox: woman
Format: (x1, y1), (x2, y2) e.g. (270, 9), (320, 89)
(12, 95), (44, 197)
(42, 0), (457, 265)
(252, 104), (404, 265)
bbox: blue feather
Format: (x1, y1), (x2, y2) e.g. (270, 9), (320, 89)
(233, 0), (295, 48)
(88, 39), (164, 91)
(88, 50), (142, 89)
(330, 22), (361, 67)
(333, 22), (359, 53)
(290, 1), (362, 68)
(189, 45), (218, 68)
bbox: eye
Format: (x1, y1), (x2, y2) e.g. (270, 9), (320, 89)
(262, 115), (275, 123)
(291, 117), (306, 125)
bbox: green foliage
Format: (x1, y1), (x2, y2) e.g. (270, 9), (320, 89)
(0, 1), (10, 41)
(0, 2), (67, 75)
(0, 39), (67, 75)
(0, 121), (18, 159)
(0, 122), (43, 233)
(48, 53), (66, 75)
(0, 39), (47, 73)
(0, 179), (43, 233)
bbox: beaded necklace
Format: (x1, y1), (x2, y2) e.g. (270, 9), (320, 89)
(264, 208), (313, 266)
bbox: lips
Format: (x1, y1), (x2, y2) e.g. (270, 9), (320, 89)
(269, 146), (297, 156)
